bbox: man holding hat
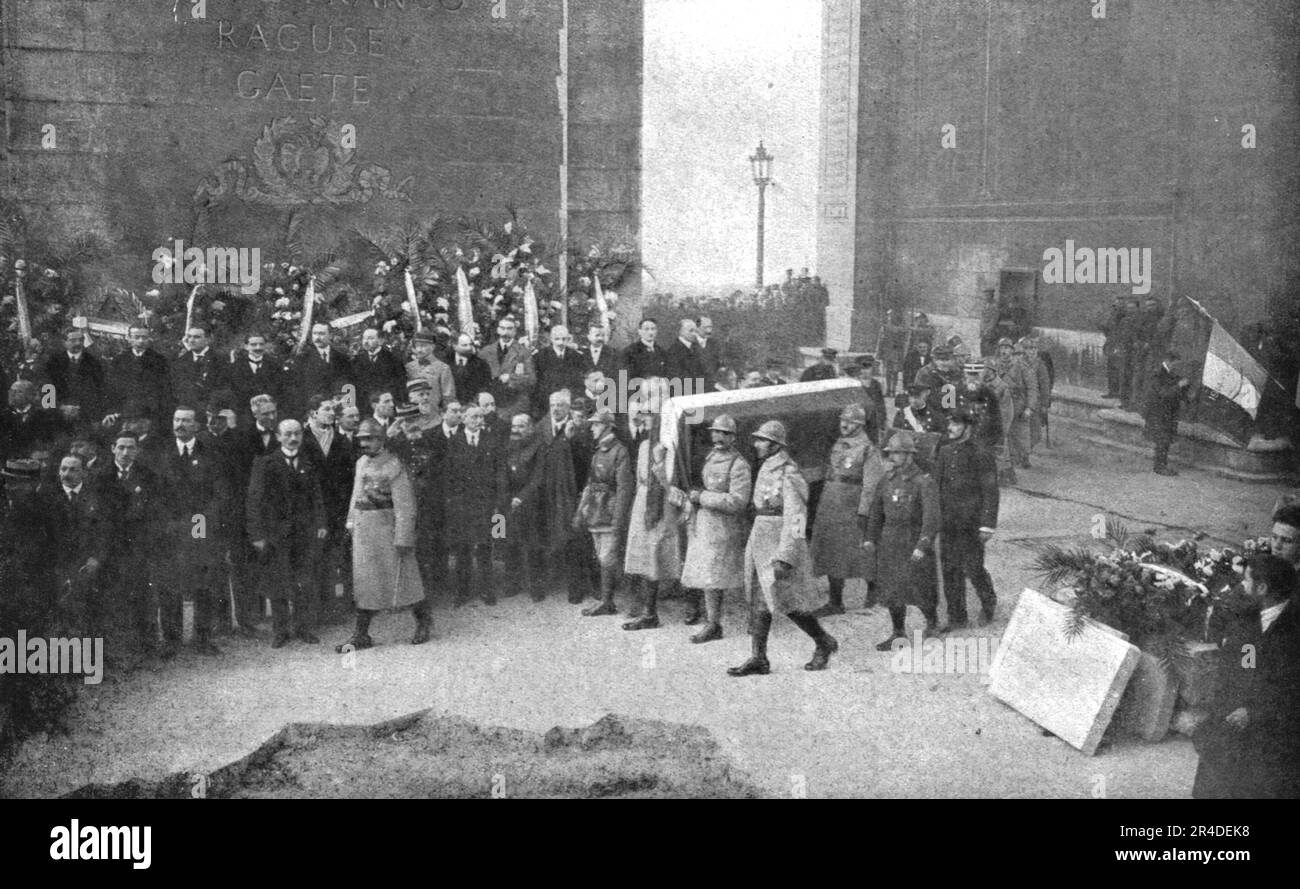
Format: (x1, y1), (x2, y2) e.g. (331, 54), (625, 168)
(933, 408), (999, 630)
(860, 429), (942, 649)
(810, 404), (888, 615)
(728, 420), (839, 676)
(1144, 350), (1190, 476)
(574, 409), (635, 616)
(680, 414), (751, 643)
(337, 418), (430, 651)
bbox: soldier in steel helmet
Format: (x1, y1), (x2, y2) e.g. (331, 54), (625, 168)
(810, 404), (887, 615)
(728, 420), (839, 676)
(860, 429), (942, 649)
(680, 413), (752, 643)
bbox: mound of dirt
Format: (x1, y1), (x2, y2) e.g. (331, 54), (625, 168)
(63, 712), (766, 799)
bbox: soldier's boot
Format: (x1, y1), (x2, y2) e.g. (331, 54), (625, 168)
(789, 611), (839, 671)
(690, 589), (724, 644)
(876, 606), (908, 651)
(335, 609), (375, 653)
(623, 578), (660, 631)
(727, 610), (772, 676)
(810, 578), (846, 617)
(411, 600), (432, 645)
(683, 588), (704, 625)
(582, 568), (619, 616)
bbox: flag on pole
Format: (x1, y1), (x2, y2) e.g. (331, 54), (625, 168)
(455, 266), (473, 335)
(182, 284), (201, 341)
(592, 273), (610, 339)
(523, 278), (540, 344)
(404, 267), (422, 333)
(1165, 296), (1275, 445)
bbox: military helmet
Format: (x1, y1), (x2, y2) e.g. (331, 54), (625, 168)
(884, 430), (919, 454)
(839, 404), (867, 425)
(751, 419), (789, 448)
(357, 418), (387, 440)
(708, 413), (738, 434)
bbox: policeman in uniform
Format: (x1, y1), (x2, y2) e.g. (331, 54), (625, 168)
(861, 431), (941, 650)
(914, 344), (962, 418)
(810, 405), (887, 615)
(728, 420), (839, 676)
(680, 414), (752, 644)
(934, 408), (999, 630)
(388, 380), (443, 584)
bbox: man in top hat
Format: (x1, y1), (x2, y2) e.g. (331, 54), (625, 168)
(405, 330), (455, 414)
(810, 405), (888, 616)
(728, 421), (839, 676)
(574, 409), (635, 616)
(800, 348), (840, 383)
(337, 417), (430, 651)
(934, 408), (999, 630)
(680, 414), (751, 643)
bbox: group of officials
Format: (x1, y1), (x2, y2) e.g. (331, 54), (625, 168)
(0, 306), (1012, 678)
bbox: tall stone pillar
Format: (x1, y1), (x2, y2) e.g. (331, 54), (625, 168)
(815, 0), (861, 351)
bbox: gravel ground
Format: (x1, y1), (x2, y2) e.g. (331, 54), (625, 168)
(0, 435), (1284, 798)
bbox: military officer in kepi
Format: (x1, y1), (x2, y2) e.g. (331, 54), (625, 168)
(861, 430), (942, 651)
(728, 420), (839, 677)
(809, 404), (888, 616)
(680, 414), (752, 644)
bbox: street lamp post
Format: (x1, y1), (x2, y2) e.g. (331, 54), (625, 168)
(749, 141), (773, 290)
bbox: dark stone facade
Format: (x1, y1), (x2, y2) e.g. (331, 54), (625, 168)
(0, 0), (641, 292)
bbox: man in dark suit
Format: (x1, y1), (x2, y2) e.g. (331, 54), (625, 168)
(227, 394), (282, 632)
(533, 324), (586, 417)
(246, 418), (328, 648)
(1144, 350), (1189, 477)
(578, 323), (619, 381)
(1, 380), (66, 461)
(105, 325), (173, 428)
(665, 319), (707, 392)
(1194, 554), (1300, 799)
(292, 323), (353, 418)
(170, 325), (227, 415)
(694, 316), (722, 392)
(155, 406), (230, 657)
(448, 331), (493, 407)
(622, 317), (668, 382)
(502, 413), (546, 600)
(845, 356), (888, 445)
(445, 405), (506, 606)
(352, 327), (406, 412)
(933, 409), (1000, 631)
(36, 452), (109, 637)
(93, 429), (161, 663)
(43, 328), (107, 432)
(225, 331), (288, 425)
(301, 393), (355, 619)
(480, 316), (536, 420)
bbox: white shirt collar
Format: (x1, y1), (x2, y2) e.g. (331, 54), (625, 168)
(63, 483), (83, 495)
